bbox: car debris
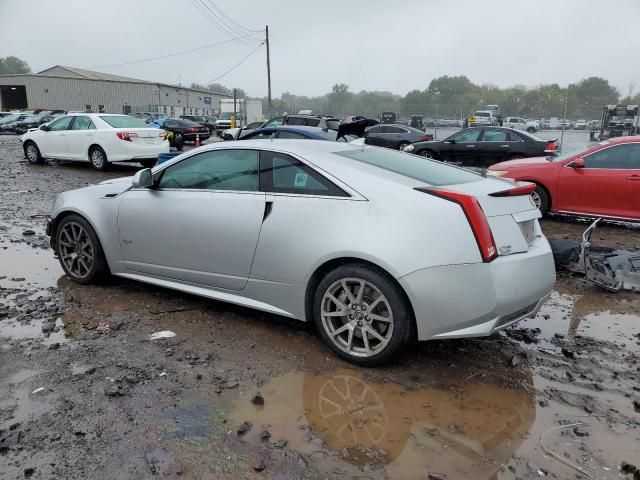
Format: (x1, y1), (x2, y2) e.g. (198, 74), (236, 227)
(149, 330), (176, 340)
(550, 219), (640, 293)
(581, 219), (640, 292)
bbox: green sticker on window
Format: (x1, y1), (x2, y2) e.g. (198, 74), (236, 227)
(294, 172), (308, 187)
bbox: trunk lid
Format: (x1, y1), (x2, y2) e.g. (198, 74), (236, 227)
(116, 128), (166, 144)
(445, 177), (541, 257)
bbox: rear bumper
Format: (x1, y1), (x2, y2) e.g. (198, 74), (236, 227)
(399, 237), (555, 341)
(108, 141), (169, 162)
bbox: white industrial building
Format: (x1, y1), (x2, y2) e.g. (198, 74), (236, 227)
(0, 66), (230, 117)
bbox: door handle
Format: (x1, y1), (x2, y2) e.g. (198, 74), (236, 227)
(626, 175), (640, 181)
(500, 144), (510, 147)
(466, 145), (475, 148)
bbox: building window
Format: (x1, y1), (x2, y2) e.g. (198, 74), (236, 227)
(98, 105), (105, 113)
(85, 105), (92, 112)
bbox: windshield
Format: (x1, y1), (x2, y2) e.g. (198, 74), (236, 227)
(513, 129), (544, 141)
(218, 112), (233, 120)
(326, 119), (340, 130)
(0, 114), (20, 124)
(337, 148), (480, 186)
(100, 115), (149, 128)
(552, 147), (589, 162)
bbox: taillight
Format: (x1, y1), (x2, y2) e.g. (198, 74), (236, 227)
(116, 132), (138, 142)
(544, 141), (557, 152)
(415, 187), (498, 262)
(488, 182), (536, 197)
(418, 135), (432, 141)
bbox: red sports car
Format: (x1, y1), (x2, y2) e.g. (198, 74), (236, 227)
(487, 136), (640, 222)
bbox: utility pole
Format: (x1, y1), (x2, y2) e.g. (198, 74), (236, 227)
(265, 25), (272, 117)
(233, 88), (237, 128)
(560, 88), (569, 152)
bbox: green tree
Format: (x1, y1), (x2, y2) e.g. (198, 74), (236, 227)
(0, 56), (31, 74)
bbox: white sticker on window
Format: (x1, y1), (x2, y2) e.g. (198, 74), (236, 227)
(294, 173), (308, 187)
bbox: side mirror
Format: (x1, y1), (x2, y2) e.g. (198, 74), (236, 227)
(570, 158), (585, 168)
(132, 168), (154, 188)
(448, 138), (456, 144)
(39, 124), (49, 131)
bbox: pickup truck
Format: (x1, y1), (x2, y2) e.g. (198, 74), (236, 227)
(502, 116), (537, 133)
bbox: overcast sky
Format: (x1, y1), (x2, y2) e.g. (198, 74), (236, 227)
(1, 0), (639, 98)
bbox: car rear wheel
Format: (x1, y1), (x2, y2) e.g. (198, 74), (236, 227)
(313, 264), (413, 366)
(55, 214), (110, 284)
(531, 185), (550, 215)
(89, 146), (109, 171)
(419, 150), (438, 159)
(526, 127), (536, 133)
(24, 141), (44, 164)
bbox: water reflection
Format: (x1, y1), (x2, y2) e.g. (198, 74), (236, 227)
(230, 368), (534, 479)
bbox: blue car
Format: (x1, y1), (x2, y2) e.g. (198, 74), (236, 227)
(239, 126), (354, 142)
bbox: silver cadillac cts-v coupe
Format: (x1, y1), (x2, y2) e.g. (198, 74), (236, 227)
(46, 140), (555, 365)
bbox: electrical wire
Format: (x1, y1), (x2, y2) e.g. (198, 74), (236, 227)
(190, 0), (261, 46)
(200, 0), (262, 34)
(197, 42), (264, 84)
(87, 38), (248, 69)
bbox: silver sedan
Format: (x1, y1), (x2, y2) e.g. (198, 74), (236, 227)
(47, 140), (555, 365)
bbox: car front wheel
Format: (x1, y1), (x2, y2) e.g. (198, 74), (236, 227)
(313, 264), (413, 366)
(55, 214), (110, 284)
(531, 185), (550, 215)
(24, 141), (44, 164)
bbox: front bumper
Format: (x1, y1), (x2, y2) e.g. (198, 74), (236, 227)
(399, 237), (555, 341)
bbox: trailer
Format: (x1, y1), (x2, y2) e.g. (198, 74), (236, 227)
(219, 99), (263, 126)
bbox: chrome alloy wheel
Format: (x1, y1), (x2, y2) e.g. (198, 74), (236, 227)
(26, 144), (39, 162)
(58, 222), (94, 279)
(91, 149), (105, 169)
(321, 278), (394, 358)
(530, 190), (542, 209)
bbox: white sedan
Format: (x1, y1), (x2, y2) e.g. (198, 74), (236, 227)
(21, 113), (169, 170)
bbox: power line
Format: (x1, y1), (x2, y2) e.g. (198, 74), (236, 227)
(198, 42), (264, 85)
(87, 38), (250, 69)
(201, 0), (262, 34)
(190, 0), (261, 46)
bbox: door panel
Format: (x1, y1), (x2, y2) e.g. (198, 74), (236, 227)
(442, 128), (481, 164)
(65, 116), (96, 160)
(556, 144), (640, 219)
(39, 115), (73, 157)
(117, 190), (265, 290)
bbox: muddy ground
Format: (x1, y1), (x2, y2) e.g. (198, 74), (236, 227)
(1, 134), (639, 480)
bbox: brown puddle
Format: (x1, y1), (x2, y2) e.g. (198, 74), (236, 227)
(0, 244), (62, 289)
(229, 368), (535, 479)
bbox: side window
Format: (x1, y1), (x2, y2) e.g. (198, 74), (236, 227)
(387, 126), (405, 133)
(367, 126), (384, 134)
(508, 132), (523, 142)
(451, 129), (480, 142)
(48, 116), (74, 131)
(482, 129), (509, 142)
(260, 151), (348, 197)
(244, 131), (274, 139)
(276, 131), (307, 139)
(284, 117), (306, 126)
(584, 144), (640, 169)
(71, 116), (95, 130)
(158, 149), (259, 191)
(263, 117), (283, 127)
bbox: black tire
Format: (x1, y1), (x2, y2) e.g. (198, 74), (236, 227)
(397, 141), (410, 151)
(313, 263), (414, 366)
(54, 214), (110, 285)
(24, 141), (44, 164)
(139, 159), (157, 168)
(526, 127), (536, 133)
(419, 150), (438, 160)
(89, 146), (109, 171)
(532, 184), (550, 215)
(174, 133), (184, 151)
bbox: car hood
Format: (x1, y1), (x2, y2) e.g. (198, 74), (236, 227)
(99, 176), (135, 187)
(489, 156), (551, 169)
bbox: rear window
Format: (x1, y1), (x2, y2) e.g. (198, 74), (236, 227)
(100, 116), (149, 128)
(474, 112), (490, 117)
(325, 119), (340, 130)
(337, 148), (481, 186)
